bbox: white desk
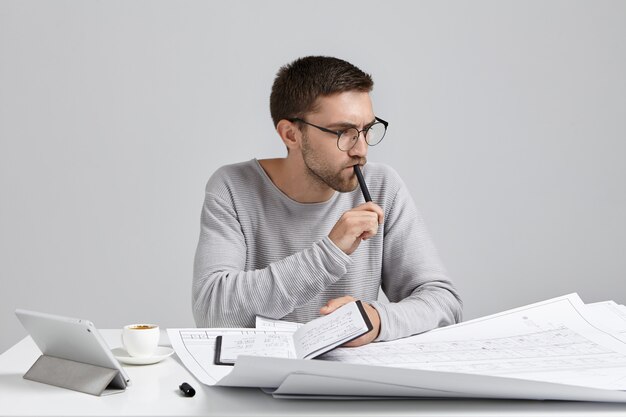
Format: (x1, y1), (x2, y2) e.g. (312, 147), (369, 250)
(2, 330), (626, 417)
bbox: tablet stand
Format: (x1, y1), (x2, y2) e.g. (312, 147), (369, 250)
(24, 355), (125, 396)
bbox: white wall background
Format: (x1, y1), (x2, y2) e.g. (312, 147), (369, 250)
(1, 0), (624, 354)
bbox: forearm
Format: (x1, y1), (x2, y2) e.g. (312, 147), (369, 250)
(192, 236), (351, 328)
(374, 182), (463, 341)
(371, 281), (462, 341)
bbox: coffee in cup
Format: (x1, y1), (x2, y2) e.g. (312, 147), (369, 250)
(122, 324), (160, 357)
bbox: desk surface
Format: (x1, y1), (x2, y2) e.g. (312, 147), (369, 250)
(2, 330), (626, 417)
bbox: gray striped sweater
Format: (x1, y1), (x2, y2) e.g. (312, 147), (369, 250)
(192, 159), (462, 341)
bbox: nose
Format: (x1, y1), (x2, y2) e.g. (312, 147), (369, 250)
(347, 131), (368, 158)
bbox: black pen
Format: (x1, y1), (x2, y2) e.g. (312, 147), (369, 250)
(354, 165), (372, 203)
(179, 382), (196, 397)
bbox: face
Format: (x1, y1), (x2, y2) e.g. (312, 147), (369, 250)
(299, 91), (375, 193)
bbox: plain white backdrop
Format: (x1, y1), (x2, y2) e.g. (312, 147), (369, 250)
(1, 0), (625, 353)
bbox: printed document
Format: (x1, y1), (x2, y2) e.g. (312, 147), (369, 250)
(255, 316), (302, 331)
(168, 293), (626, 398)
(320, 294), (626, 390)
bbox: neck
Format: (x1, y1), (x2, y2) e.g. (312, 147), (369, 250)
(258, 157), (335, 204)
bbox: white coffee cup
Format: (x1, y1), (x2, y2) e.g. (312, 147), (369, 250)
(121, 324), (160, 357)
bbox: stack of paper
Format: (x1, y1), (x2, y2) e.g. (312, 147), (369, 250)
(168, 293), (626, 401)
(319, 295), (626, 391)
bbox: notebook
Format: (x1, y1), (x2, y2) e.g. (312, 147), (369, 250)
(215, 300), (373, 365)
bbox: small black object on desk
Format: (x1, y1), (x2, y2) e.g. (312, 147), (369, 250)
(179, 382), (195, 397)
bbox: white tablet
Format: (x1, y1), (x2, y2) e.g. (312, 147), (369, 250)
(15, 309), (130, 389)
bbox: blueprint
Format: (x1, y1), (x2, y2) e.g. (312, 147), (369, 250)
(321, 295), (626, 390)
(167, 293), (626, 400)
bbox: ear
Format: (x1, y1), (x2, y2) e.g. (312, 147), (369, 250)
(276, 119), (301, 152)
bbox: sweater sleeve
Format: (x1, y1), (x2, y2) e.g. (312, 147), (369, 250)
(370, 183), (463, 341)
(192, 191), (353, 328)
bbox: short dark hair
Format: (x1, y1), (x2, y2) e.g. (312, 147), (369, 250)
(269, 56), (374, 127)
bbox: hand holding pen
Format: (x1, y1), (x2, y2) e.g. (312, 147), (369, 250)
(327, 165), (384, 255)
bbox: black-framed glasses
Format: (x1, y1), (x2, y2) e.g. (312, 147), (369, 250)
(289, 117), (389, 151)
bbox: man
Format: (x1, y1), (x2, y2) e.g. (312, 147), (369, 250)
(193, 56), (462, 346)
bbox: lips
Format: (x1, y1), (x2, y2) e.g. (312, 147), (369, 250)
(348, 159), (366, 169)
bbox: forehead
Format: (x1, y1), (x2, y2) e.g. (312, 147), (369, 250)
(309, 91), (374, 123)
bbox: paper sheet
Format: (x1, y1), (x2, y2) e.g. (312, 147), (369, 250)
(167, 328), (258, 385)
(584, 300), (626, 343)
(255, 316), (302, 332)
(292, 301), (370, 359)
(321, 294), (626, 390)
(168, 322), (300, 385)
(168, 293), (626, 399)
(218, 332), (296, 363)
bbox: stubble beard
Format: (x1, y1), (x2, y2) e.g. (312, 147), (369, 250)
(301, 134), (361, 193)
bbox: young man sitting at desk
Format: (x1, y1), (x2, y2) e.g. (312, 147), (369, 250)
(192, 56), (462, 347)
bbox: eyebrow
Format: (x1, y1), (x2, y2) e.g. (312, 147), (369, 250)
(326, 118), (377, 130)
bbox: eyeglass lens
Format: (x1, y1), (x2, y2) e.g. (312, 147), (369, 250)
(338, 123), (386, 151)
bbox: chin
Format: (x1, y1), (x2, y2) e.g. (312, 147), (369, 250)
(335, 178), (359, 193)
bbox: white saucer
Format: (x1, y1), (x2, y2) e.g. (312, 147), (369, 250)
(112, 346), (175, 365)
